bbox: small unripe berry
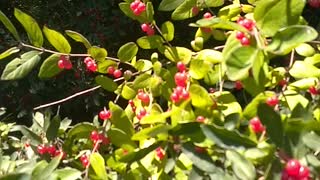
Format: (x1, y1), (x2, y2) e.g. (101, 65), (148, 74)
(234, 80), (243, 90)
(107, 66), (115, 74)
(191, 6), (199, 15)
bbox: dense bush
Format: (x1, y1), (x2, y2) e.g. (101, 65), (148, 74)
(1, 0), (320, 179)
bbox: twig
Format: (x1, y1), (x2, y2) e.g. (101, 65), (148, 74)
(153, 23), (173, 47)
(213, 45), (225, 50)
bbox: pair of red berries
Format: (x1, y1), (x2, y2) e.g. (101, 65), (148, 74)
(282, 159), (310, 180)
(130, 0), (146, 16)
(99, 109), (112, 120)
(249, 117), (265, 133)
(155, 147), (165, 160)
(37, 144), (66, 159)
(90, 130), (110, 148)
(137, 89), (150, 105)
(84, 57), (97, 72)
(235, 17), (255, 46)
(58, 55), (72, 70)
(107, 66), (122, 78)
(141, 23), (155, 36)
(80, 154), (90, 168)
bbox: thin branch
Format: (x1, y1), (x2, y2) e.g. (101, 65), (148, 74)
(153, 23), (173, 47)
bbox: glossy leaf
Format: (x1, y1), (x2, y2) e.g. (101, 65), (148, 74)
(254, 0), (305, 36)
(65, 30), (91, 49)
(109, 102), (134, 136)
(302, 132), (320, 152)
(14, 8), (43, 47)
(121, 84), (137, 100)
(132, 124), (171, 141)
(117, 42), (138, 62)
(267, 25), (318, 55)
(189, 59), (211, 79)
(0, 10), (20, 40)
(181, 142), (218, 173)
(119, 142), (161, 163)
(193, 18), (248, 32)
(201, 124), (256, 149)
(33, 155), (61, 180)
(137, 35), (164, 49)
(196, 49), (222, 64)
(1, 51), (41, 80)
(226, 150), (256, 180)
(257, 104), (283, 147)
(215, 91), (242, 118)
(171, 0), (197, 20)
(107, 128), (136, 150)
(295, 43), (315, 57)
(90, 153), (108, 180)
(189, 84), (213, 108)
(202, 0), (224, 7)
(132, 73), (152, 90)
(161, 21), (174, 42)
(0, 47), (20, 60)
(95, 75), (118, 92)
(158, 0), (184, 11)
(243, 91), (275, 119)
(164, 46), (192, 64)
(88, 46), (107, 62)
(146, 2), (154, 23)
(289, 61), (320, 79)
(38, 54), (62, 79)
(46, 115), (61, 142)
(43, 26), (71, 53)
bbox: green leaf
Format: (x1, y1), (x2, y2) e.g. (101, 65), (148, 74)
(201, 124), (256, 148)
(107, 128), (136, 150)
(267, 25), (318, 55)
(1, 51), (41, 80)
(38, 54), (62, 79)
(43, 26), (71, 53)
(33, 155), (61, 180)
(132, 124), (171, 141)
(161, 21), (174, 42)
(189, 59), (211, 79)
(254, 0), (305, 36)
(159, 0), (184, 11)
(65, 30), (91, 49)
(203, 0), (224, 7)
(46, 115), (61, 142)
(109, 102), (134, 137)
(302, 132), (320, 152)
(193, 18), (248, 32)
(119, 2), (148, 23)
(0, 10), (20, 41)
(288, 77), (318, 91)
(88, 46), (107, 62)
(189, 84), (213, 108)
(14, 8), (43, 47)
(0, 47), (20, 60)
(10, 125), (42, 146)
(171, 0), (197, 20)
(146, 2), (154, 23)
(196, 49), (222, 64)
(243, 91), (275, 119)
(137, 35), (164, 49)
(215, 91), (242, 118)
(90, 153), (108, 180)
(132, 73), (152, 90)
(181, 142), (218, 173)
(226, 150), (256, 180)
(0, 173), (31, 180)
(119, 142), (161, 163)
(282, 90), (309, 110)
(164, 46), (192, 64)
(51, 168), (82, 180)
(289, 61), (320, 79)
(295, 43), (315, 57)
(121, 84), (137, 100)
(95, 75), (118, 92)
(257, 103), (283, 147)
(117, 42), (138, 62)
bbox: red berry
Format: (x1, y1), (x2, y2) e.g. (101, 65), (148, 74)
(266, 96), (279, 107)
(234, 80), (243, 90)
(278, 79), (287, 87)
(47, 145), (56, 156)
(80, 155), (89, 168)
(285, 159), (301, 177)
(192, 6), (199, 15)
(107, 66), (115, 74)
(176, 62), (186, 72)
(309, 0), (320, 8)
(37, 144), (47, 155)
(203, 12), (212, 19)
(194, 146), (206, 153)
(140, 93), (150, 104)
(240, 37), (250, 46)
(174, 86), (184, 96)
(156, 147), (165, 160)
(196, 116), (205, 123)
(209, 88), (216, 93)
(137, 2), (146, 12)
(249, 117), (265, 133)
(130, 0), (140, 11)
(58, 60), (64, 69)
(90, 130), (99, 142)
(54, 150), (66, 159)
(113, 69), (122, 78)
(129, 100), (135, 107)
(146, 28), (155, 36)
(139, 108), (147, 116)
(309, 86), (318, 95)
(87, 62), (97, 72)
(141, 23), (149, 32)
(181, 90), (190, 100)
(99, 109), (112, 120)
(242, 19), (255, 31)
(298, 166), (310, 179)
(84, 57), (93, 64)
(174, 72), (188, 87)
(236, 31), (245, 40)
(170, 93), (180, 103)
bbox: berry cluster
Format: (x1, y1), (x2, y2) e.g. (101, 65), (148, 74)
(99, 108), (112, 120)
(58, 55), (72, 70)
(137, 89), (150, 105)
(282, 159), (310, 180)
(171, 62), (190, 103)
(266, 96), (279, 107)
(107, 66), (122, 78)
(235, 17), (255, 46)
(130, 0), (146, 16)
(249, 117), (265, 133)
(308, 86), (319, 95)
(80, 154), (90, 168)
(84, 57), (97, 72)
(37, 144), (66, 159)
(155, 147), (165, 160)
(141, 23), (155, 36)
(90, 130), (110, 148)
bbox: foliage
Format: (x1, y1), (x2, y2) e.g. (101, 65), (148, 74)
(1, 0), (320, 179)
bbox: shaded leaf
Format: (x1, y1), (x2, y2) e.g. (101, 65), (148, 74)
(38, 54), (62, 79)
(159, 0), (184, 11)
(46, 115), (61, 142)
(52, 168), (82, 180)
(95, 75), (118, 92)
(117, 42), (138, 62)
(302, 132), (320, 152)
(10, 125), (42, 145)
(0, 10), (20, 40)
(65, 30), (91, 49)
(0, 47), (20, 60)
